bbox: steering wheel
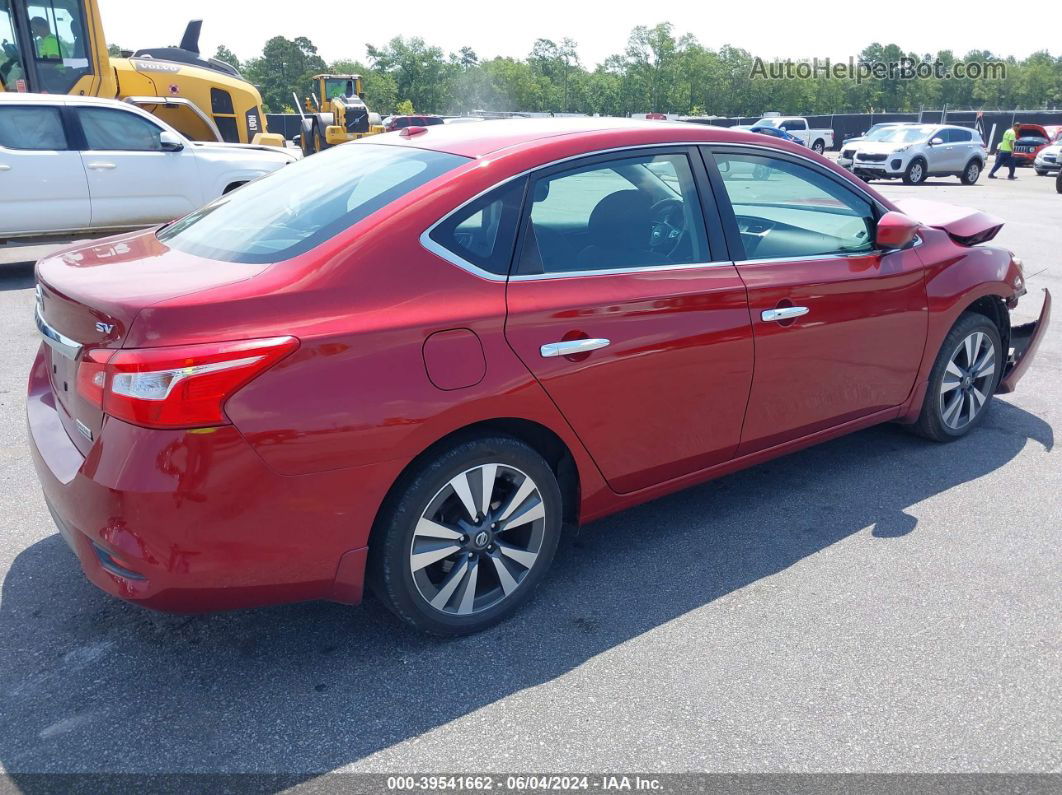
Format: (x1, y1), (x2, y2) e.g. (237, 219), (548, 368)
(648, 198), (687, 258)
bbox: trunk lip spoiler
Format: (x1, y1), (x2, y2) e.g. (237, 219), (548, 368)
(35, 305), (83, 359)
(998, 288), (1052, 394)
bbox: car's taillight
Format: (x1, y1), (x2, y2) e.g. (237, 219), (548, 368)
(76, 337), (298, 429)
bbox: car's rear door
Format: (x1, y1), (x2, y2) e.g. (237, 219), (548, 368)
(503, 147), (754, 494)
(0, 103), (90, 235)
(704, 146), (927, 455)
(70, 105), (201, 228)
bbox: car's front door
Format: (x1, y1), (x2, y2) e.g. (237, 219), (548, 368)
(0, 103), (90, 236)
(706, 147), (927, 455)
(71, 105), (201, 229)
(503, 148), (754, 494)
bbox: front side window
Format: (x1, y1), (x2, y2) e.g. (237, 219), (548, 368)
(714, 152), (876, 260)
(26, 0), (91, 93)
(0, 105), (66, 150)
(78, 107), (164, 151)
(159, 143), (468, 264)
(516, 152), (709, 275)
(428, 178), (526, 275)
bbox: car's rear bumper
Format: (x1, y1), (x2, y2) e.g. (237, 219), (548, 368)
(26, 345), (384, 612)
(998, 289), (1052, 394)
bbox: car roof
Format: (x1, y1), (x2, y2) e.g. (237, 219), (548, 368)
(0, 92), (132, 109)
(365, 116), (747, 158)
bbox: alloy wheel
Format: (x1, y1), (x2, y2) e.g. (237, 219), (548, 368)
(409, 464), (546, 615)
(939, 331), (996, 430)
(910, 162), (924, 182)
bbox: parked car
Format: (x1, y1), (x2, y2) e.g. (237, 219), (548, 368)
(850, 124), (987, 185)
(838, 123), (908, 169)
(747, 125), (806, 146)
(0, 94), (297, 241)
(744, 116), (833, 153)
(29, 119), (1049, 635)
(384, 114), (445, 132)
(1033, 140), (1062, 175)
(1011, 124), (1062, 169)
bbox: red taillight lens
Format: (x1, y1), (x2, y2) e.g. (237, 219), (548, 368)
(76, 337), (298, 429)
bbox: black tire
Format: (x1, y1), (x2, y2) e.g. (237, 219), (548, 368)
(1057, 170), (1062, 194)
(1035, 168), (1048, 176)
(960, 159), (982, 185)
(368, 435), (563, 636)
(910, 313), (1003, 442)
(902, 158), (927, 185)
(299, 118), (315, 157)
(312, 118), (326, 154)
(811, 139), (826, 154)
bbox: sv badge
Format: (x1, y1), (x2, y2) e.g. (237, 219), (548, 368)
(95, 322), (115, 335)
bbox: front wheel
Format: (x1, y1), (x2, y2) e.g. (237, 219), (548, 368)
(903, 158), (927, 185)
(1035, 168), (1048, 176)
(368, 436), (563, 635)
(911, 313), (1002, 441)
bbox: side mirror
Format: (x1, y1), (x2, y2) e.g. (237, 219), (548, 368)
(876, 211), (919, 250)
(717, 160), (731, 174)
(929, 137), (944, 146)
(159, 131), (184, 152)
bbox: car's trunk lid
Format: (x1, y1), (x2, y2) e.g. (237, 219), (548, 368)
(35, 230), (267, 455)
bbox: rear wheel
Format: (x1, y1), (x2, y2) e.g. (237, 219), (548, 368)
(903, 158), (927, 185)
(1057, 170), (1062, 194)
(811, 139), (826, 154)
(369, 436), (563, 635)
(911, 313), (1002, 441)
(960, 159), (982, 185)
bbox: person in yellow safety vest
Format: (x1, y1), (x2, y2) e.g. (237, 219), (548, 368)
(988, 123), (1020, 180)
(30, 16), (65, 59)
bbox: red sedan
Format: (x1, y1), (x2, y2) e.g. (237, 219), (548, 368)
(29, 119), (1050, 635)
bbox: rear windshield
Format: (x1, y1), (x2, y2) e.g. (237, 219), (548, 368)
(158, 144), (468, 263)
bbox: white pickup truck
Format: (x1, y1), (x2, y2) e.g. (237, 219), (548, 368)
(747, 116), (834, 154)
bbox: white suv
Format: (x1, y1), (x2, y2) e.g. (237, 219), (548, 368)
(850, 124), (987, 185)
(0, 94), (297, 241)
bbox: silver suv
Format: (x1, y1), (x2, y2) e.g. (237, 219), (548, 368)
(850, 124), (987, 185)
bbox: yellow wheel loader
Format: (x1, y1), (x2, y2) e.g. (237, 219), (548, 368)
(298, 74), (384, 156)
(0, 0), (283, 146)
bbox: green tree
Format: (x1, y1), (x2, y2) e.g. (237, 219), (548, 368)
(213, 45), (241, 72)
(243, 36), (326, 112)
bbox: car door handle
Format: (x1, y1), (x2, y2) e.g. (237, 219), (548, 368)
(540, 338), (611, 358)
(761, 306), (809, 322)
(87, 162), (116, 170)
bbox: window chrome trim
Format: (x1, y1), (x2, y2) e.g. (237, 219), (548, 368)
(420, 139), (893, 281)
(509, 260), (734, 281)
(733, 235), (923, 266)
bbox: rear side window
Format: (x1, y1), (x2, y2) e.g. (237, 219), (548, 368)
(946, 128), (973, 143)
(78, 107), (164, 151)
(159, 144), (468, 263)
(0, 106), (67, 150)
(428, 178), (526, 275)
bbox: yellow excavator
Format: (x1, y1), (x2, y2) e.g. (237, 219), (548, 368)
(0, 0), (283, 146)
(298, 73), (384, 156)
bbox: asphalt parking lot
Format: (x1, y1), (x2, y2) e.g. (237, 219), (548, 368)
(0, 167), (1059, 779)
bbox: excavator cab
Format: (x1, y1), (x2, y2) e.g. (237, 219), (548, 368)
(0, 0), (100, 94)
